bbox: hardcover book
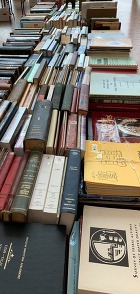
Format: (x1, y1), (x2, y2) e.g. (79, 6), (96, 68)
(11, 148), (43, 223)
(90, 72), (140, 101)
(24, 100), (52, 151)
(0, 222), (67, 294)
(59, 148), (81, 234)
(78, 205), (140, 294)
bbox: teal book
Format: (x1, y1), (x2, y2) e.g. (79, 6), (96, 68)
(90, 72), (140, 101)
(89, 55), (138, 70)
(24, 63), (40, 83)
(67, 220), (80, 294)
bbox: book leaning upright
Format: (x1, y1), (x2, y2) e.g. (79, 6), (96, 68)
(78, 205), (140, 294)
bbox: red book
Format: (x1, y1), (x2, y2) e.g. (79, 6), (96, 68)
(71, 87), (79, 114)
(78, 84), (89, 115)
(0, 152), (15, 191)
(92, 110), (140, 143)
(89, 102), (140, 112)
(65, 113), (78, 154)
(0, 156), (23, 212)
(1, 151), (30, 222)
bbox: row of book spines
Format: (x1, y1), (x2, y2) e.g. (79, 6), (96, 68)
(0, 148), (81, 231)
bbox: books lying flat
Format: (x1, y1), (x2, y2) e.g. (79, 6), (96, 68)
(0, 222), (67, 294)
(84, 140), (140, 197)
(78, 205), (140, 294)
(89, 72), (140, 101)
(89, 55), (138, 70)
(89, 38), (132, 50)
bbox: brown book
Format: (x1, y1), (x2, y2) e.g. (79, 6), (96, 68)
(70, 87), (79, 114)
(24, 100), (53, 152)
(0, 83), (12, 91)
(37, 84), (48, 101)
(57, 111), (68, 156)
(65, 113), (78, 155)
(78, 84), (89, 115)
(8, 79), (28, 104)
(23, 84), (38, 112)
(19, 83), (32, 107)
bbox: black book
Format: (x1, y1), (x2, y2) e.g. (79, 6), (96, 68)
(59, 148), (81, 235)
(61, 84), (74, 112)
(0, 102), (19, 140)
(0, 222), (67, 294)
(0, 46), (33, 56)
(52, 83), (64, 110)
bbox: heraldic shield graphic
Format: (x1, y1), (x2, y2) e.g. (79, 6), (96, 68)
(89, 227), (129, 267)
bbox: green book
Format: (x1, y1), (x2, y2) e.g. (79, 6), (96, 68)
(89, 55), (138, 70)
(11, 148), (43, 223)
(24, 63), (40, 83)
(90, 72), (140, 101)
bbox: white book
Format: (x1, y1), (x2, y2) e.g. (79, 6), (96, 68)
(43, 155), (65, 224)
(0, 107), (27, 151)
(14, 114), (32, 156)
(28, 154), (54, 223)
(46, 109), (58, 154)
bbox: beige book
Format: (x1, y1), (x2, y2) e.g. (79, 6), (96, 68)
(46, 109), (58, 154)
(28, 154), (54, 223)
(23, 84), (38, 112)
(78, 205), (140, 294)
(46, 84), (55, 101)
(34, 40), (46, 53)
(43, 156), (65, 224)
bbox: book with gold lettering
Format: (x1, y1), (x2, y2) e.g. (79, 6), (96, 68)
(84, 140), (140, 197)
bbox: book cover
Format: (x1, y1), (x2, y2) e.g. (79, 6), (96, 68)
(0, 222), (67, 294)
(89, 55), (138, 70)
(84, 140), (140, 196)
(78, 205), (140, 294)
(90, 72), (140, 100)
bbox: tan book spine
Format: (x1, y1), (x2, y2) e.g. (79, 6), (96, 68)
(43, 156), (65, 224)
(46, 85), (55, 101)
(23, 84), (38, 112)
(46, 109), (58, 154)
(28, 154), (54, 223)
(19, 83), (32, 107)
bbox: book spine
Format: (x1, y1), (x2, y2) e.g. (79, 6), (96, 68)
(43, 156), (65, 224)
(0, 100), (11, 121)
(70, 87), (79, 114)
(52, 83), (64, 110)
(2, 151), (30, 222)
(0, 152), (15, 191)
(65, 113), (78, 153)
(11, 148), (43, 222)
(14, 114), (32, 156)
(28, 154), (54, 223)
(67, 220), (80, 294)
(61, 84), (74, 112)
(46, 109), (58, 154)
(60, 148), (81, 234)
(0, 102), (19, 140)
(8, 78), (28, 103)
(0, 156), (22, 212)
(24, 100), (53, 151)
(78, 84), (89, 115)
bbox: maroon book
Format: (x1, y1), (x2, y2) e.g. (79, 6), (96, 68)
(92, 110), (140, 143)
(0, 152), (15, 191)
(0, 156), (22, 212)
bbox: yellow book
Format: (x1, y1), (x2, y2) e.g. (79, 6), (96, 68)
(84, 140), (140, 196)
